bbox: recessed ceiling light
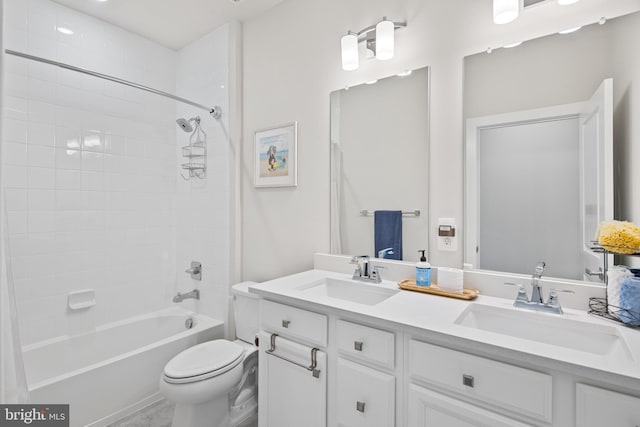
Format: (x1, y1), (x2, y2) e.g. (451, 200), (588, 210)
(56, 26), (74, 35)
(503, 41), (522, 48)
(95, 0), (109, 2)
(397, 70), (412, 77)
(365, 80), (378, 85)
(559, 26), (582, 34)
(557, 0), (579, 5)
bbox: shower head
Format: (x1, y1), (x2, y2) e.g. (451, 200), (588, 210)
(176, 118), (193, 133)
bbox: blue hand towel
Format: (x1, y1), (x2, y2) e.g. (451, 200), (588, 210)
(619, 277), (640, 326)
(374, 210), (403, 260)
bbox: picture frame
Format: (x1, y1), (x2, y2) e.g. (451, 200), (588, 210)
(254, 122), (298, 188)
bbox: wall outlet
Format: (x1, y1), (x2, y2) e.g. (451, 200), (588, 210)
(437, 218), (457, 251)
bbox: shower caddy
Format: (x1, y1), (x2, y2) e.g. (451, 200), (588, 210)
(181, 116), (207, 180)
(588, 242), (640, 327)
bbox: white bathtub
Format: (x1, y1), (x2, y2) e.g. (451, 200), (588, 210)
(22, 307), (224, 427)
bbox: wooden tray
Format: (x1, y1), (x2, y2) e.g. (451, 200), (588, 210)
(398, 279), (479, 301)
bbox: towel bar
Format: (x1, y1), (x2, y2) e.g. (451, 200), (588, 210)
(360, 209), (420, 217)
(265, 333), (321, 378)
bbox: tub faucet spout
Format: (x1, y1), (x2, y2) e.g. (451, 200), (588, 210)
(173, 289), (200, 303)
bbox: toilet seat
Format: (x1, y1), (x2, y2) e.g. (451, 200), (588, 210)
(163, 340), (245, 384)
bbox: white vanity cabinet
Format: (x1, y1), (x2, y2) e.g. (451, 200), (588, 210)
(408, 340), (552, 426)
(334, 320), (397, 427)
(576, 383), (640, 427)
(254, 279), (640, 427)
(258, 301), (328, 427)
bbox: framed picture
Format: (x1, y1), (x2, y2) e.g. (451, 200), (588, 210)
(254, 122), (298, 188)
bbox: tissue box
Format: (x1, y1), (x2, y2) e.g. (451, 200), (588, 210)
(437, 267), (464, 294)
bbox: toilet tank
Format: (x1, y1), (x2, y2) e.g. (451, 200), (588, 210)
(231, 282), (260, 344)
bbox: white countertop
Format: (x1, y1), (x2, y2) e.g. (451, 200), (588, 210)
(249, 269), (640, 383)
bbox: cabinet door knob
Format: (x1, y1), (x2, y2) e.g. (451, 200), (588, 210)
(463, 374), (474, 388)
(356, 401), (366, 413)
(354, 341), (363, 351)
(282, 320), (290, 328)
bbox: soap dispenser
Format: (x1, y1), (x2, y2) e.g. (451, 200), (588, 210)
(416, 250), (431, 286)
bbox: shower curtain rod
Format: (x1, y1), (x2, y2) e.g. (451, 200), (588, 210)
(4, 49), (222, 119)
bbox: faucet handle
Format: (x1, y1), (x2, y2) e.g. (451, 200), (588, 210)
(504, 282), (526, 292)
(370, 265), (385, 282)
(505, 282), (529, 302)
(547, 288), (574, 306)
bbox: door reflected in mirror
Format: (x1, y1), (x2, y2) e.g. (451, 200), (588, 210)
(330, 67), (430, 260)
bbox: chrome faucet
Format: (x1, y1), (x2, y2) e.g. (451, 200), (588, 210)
(505, 261), (573, 314)
(173, 289), (200, 303)
(350, 256), (384, 283)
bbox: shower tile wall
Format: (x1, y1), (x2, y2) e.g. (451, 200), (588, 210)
(2, 0), (178, 345)
(174, 26), (231, 333)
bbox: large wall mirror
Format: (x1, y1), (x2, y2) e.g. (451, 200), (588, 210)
(330, 67), (429, 261)
(464, 11), (640, 282)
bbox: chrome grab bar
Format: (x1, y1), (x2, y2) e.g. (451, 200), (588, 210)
(265, 333), (321, 378)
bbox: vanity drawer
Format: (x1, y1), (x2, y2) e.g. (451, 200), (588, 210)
(336, 320), (395, 369)
(336, 357), (395, 427)
(409, 340), (552, 423)
(260, 300), (327, 347)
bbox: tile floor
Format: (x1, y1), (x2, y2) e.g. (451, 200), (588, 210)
(106, 399), (258, 427)
(107, 400), (174, 427)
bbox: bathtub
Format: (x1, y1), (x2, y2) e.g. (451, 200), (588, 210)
(22, 307), (224, 427)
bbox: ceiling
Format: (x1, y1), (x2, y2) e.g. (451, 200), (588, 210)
(51, 0), (284, 50)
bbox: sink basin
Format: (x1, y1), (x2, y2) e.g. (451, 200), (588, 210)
(455, 304), (632, 359)
(297, 278), (399, 306)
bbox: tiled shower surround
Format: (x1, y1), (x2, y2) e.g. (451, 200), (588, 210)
(2, 0), (231, 345)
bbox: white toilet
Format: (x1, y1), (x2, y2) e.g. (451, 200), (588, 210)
(160, 282), (260, 427)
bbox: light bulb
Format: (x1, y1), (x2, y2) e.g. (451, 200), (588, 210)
(341, 33), (359, 71)
(376, 19), (394, 60)
(493, 0), (519, 25)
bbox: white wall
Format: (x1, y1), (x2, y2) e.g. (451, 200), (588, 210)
(2, 0), (177, 345)
(241, 0), (640, 281)
(175, 24), (236, 336)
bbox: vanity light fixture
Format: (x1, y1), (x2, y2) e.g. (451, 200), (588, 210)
(493, 0), (519, 24)
(340, 17), (406, 71)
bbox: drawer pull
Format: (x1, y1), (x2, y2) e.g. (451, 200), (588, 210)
(282, 320), (290, 328)
(463, 374), (474, 388)
(354, 341), (363, 351)
(356, 401), (366, 413)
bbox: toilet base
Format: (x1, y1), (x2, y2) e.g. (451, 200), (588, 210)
(172, 396), (230, 427)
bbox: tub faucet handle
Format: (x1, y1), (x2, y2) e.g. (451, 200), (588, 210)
(185, 261), (202, 280)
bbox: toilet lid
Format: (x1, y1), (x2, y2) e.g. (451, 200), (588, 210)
(164, 340), (244, 380)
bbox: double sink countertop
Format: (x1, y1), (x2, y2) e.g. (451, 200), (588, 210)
(249, 269), (640, 385)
